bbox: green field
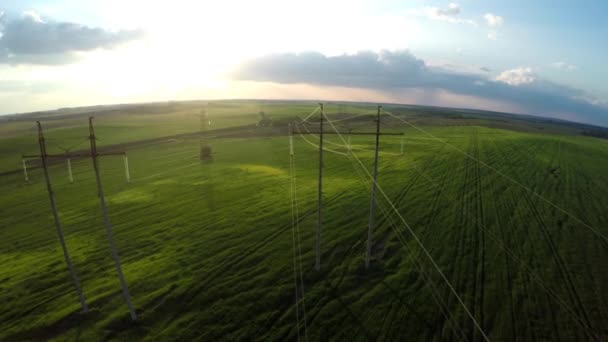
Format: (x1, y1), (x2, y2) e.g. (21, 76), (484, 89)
(1, 101), (607, 341)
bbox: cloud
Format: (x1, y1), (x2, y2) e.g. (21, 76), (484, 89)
(434, 3), (461, 16)
(551, 61), (578, 71)
(233, 50), (608, 126)
(484, 13), (504, 27)
(487, 31), (498, 40)
(409, 3), (476, 25)
(496, 67), (536, 86)
(0, 11), (143, 65)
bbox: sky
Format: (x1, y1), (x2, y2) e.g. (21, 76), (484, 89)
(1, 0), (607, 126)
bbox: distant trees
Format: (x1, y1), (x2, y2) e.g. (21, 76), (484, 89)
(581, 129), (608, 139)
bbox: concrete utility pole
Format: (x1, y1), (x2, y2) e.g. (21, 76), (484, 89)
(88, 117), (137, 321)
(199, 105), (212, 162)
(36, 121), (88, 312)
(296, 106), (402, 270)
(366, 106), (382, 269)
(316, 103), (324, 271)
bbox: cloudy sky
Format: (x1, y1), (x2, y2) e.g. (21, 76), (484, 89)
(1, 0), (607, 126)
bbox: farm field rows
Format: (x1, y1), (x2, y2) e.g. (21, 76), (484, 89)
(1, 104), (607, 340)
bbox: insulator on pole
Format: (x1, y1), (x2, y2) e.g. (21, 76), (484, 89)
(22, 159), (29, 182)
(347, 134), (352, 155)
(67, 158), (74, 183)
(123, 154), (131, 183)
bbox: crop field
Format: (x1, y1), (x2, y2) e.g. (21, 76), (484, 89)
(1, 101), (608, 341)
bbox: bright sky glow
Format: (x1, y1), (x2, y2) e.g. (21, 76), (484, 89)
(1, 0), (607, 125)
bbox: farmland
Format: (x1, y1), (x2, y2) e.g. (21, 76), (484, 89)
(1, 100), (608, 341)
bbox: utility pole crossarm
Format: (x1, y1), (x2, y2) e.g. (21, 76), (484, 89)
(22, 152), (126, 159)
(295, 130), (402, 136)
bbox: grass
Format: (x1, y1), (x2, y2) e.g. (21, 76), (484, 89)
(0, 101), (607, 340)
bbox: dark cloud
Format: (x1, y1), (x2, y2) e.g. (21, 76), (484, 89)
(234, 50), (608, 126)
(0, 12), (143, 65)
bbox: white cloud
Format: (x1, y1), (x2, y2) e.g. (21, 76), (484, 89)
(487, 31), (497, 40)
(408, 3), (476, 25)
(484, 13), (504, 27)
(496, 67), (536, 86)
(22, 11), (44, 23)
(434, 3), (461, 16)
(551, 61), (578, 71)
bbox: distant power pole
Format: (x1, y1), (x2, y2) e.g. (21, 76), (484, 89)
(88, 117), (137, 321)
(199, 106), (212, 162)
(366, 106), (382, 269)
(36, 121), (88, 312)
(316, 103), (324, 271)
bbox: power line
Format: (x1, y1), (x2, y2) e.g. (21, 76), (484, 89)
(407, 161), (599, 340)
(299, 123), (402, 156)
(288, 124), (308, 341)
(321, 109), (490, 341)
(297, 132), (349, 156)
(347, 155), (468, 341)
(325, 112), (373, 123)
(297, 106), (321, 124)
(384, 110), (607, 245)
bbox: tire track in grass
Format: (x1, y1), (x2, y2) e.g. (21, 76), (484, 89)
(407, 146), (467, 342)
(556, 143), (608, 332)
(138, 191), (348, 332)
(447, 133), (476, 341)
(250, 175), (371, 340)
(499, 138), (561, 341)
(521, 191), (594, 336)
(472, 129), (486, 342)
(489, 182), (518, 339)
(342, 141), (460, 341)
(492, 137), (550, 341)
(372, 143), (455, 340)
(487, 135), (533, 341)
(502, 137), (594, 338)
(412, 135), (545, 341)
